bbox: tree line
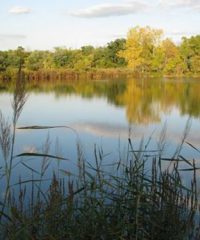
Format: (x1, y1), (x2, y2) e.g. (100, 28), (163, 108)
(0, 26), (199, 75)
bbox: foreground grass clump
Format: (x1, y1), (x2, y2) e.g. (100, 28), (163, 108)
(1, 139), (200, 240)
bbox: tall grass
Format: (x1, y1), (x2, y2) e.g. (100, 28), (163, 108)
(0, 68), (200, 239)
(0, 65), (27, 222)
(2, 138), (200, 240)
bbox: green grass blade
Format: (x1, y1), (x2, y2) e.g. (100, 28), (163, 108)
(14, 152), (69, 161)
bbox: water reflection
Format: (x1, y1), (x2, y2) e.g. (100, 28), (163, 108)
(1, 78), (200, 141)
(1, 77), (200, 188)
(1, 77), (200, 124)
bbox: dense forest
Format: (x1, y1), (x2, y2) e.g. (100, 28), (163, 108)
(0, 26), (200, 76)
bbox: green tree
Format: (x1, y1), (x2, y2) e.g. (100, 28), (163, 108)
(6, 47), (28, 69)
(52, 47), (75, 68)
(106, 39), (126, 67)
(73, 51), (93, 70)
(81, 45), (94, 55)
(180, 35), (200, 73)
(92, 47), (108, 68)
(0, 51), (9, 72)
(25, 51), (47, 71)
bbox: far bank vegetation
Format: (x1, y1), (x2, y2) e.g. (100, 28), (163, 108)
(0, 26), (200, 80)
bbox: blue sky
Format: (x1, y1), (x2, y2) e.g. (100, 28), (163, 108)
(0, 0), (199, 50)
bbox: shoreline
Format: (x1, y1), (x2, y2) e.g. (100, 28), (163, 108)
(1, 68), (200, 82)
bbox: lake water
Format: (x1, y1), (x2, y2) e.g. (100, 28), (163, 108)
(0, 77), (200, 187)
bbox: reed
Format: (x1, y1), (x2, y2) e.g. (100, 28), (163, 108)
(0, 65), (27, 223)
(1, 134), (200, 239)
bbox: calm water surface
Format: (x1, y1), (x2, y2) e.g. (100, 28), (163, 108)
(0, 77), (200, 185)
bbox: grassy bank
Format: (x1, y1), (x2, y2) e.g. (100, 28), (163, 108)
(0, 68), (137, 82)
(2, 68), (200, 83)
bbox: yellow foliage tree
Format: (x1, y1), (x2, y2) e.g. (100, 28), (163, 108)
(161, 38), (187, 74)
(119, 26), (163, 72)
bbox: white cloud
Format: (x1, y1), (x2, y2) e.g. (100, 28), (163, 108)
(71, 122), (130, 138)
(70, 1), (149, 18)
(166, 30), (197, 36)
(9, 6), (31, 14)
(109, 33), (127, 39)
(160, 0), (200, 9)
(0, 34), (27, 41)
